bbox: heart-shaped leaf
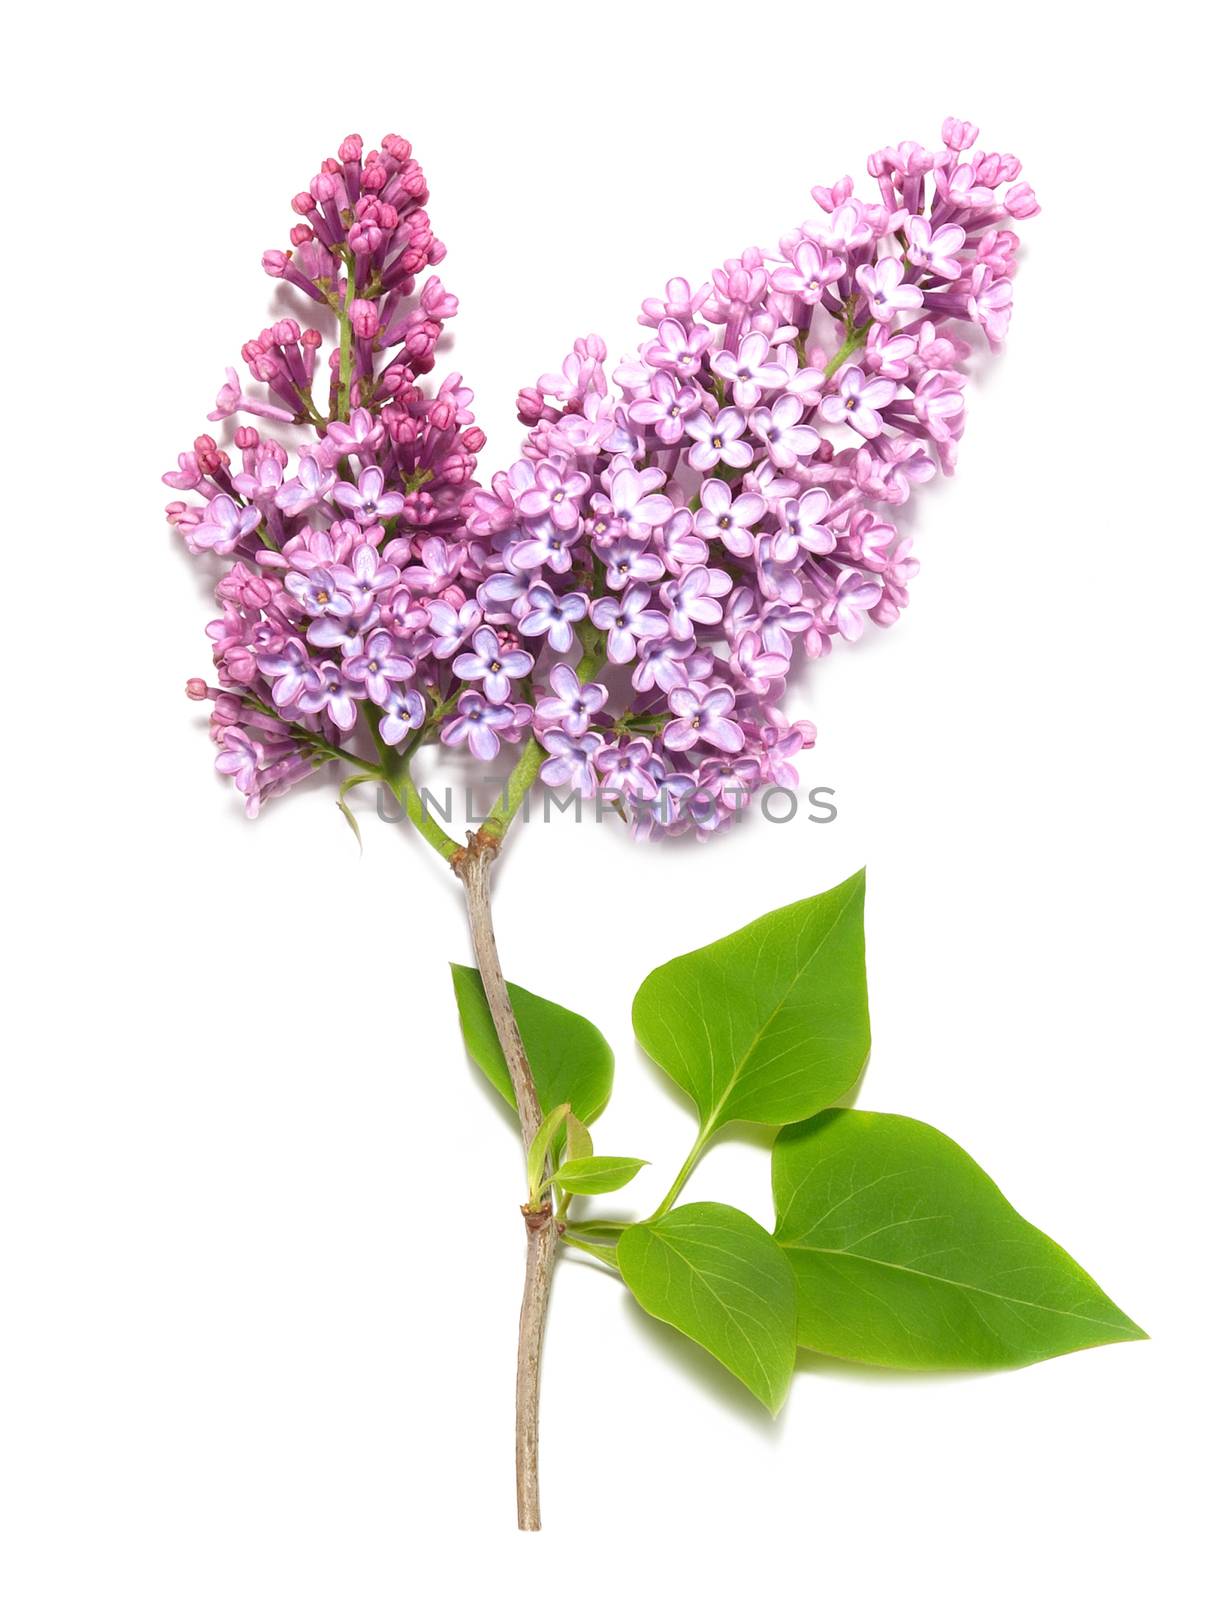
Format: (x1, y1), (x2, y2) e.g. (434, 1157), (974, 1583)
(617, 1202), (797, 1413)
(552, 1156), (647, 1195)
(451, 965), (613, 1126)
(773, 1110), (1146, 1369)
(632, 871), (869, 1136)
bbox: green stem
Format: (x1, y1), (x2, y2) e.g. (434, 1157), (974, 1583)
(476, 619), (610, 844)
(392, 769), (461, 861)
(336, 256), (357, 422)
(562, 1235), (620, 1270)
(823, 321), (869, 379)
(241, 690), (381, 775)
(646, 1124), (713, 1223)
(478, 736), (546, 844)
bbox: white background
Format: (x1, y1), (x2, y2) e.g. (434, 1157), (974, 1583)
(4, 4), (1202, 1595)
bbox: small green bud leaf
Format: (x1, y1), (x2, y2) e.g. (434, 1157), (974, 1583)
(551, 1156), (647, 1196)
(526, 1104), (571, 1203)
(336, 773), (375, 851)
(564, 1113), (593, 1163)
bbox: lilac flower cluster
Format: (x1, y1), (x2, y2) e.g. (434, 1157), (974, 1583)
(169, 120), (1036, 837)
(166, 133), (486, 814)
(470, 118), (1037, 833)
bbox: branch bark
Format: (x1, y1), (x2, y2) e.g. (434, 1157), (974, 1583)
(454, 832), (555, 1532)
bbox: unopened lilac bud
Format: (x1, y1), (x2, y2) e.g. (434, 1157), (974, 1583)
(404, 319), (439, 359)
(1004, 182), (1039, 218)
(350, 299), (379, 338)
(942, 116), (979, 151)
(517, 388), (545, 424)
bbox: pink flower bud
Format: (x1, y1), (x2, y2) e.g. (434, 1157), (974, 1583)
(941, 117), (979, 151)
(349, 299), (379, 338)
(339, 133), (363, 163)
(291, 191), (316, 216)
(1004, 182), (1039, 219)
(186, 678), (209, 701)
(404, 319), (439, 359)
(516, 388), (546, 425)
(262, 250), (288, 278)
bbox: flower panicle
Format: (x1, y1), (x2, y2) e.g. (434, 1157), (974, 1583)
(169, 120), (1035, 838)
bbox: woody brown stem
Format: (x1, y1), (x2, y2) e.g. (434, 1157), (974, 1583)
(454, 831), (555, 1532)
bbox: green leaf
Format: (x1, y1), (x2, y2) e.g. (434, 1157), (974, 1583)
(617, 1203), (797, 1413)
(527, 1104), (570, 1200)
(773, 1110), (1146, 1370)
(631, 871), (870, 1135)
(565, 1113), (593, 1163)
(451, 965), (613, 1126)
(552, 1156), (647, 1195)
(336, 773), (374, 851)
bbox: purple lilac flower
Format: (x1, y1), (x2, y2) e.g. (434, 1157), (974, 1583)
(819, 366), (898, 439)
(711, 334), (786, 409)
(684, 408), (753, 471)
(452, 626), (534, 705)
(538, 730), (606, 797)
(516, 586), (588, 653)
(379, 688), (427, 745)
(695, 481), (766, 558)
(664, 686), (744, 754)
(444, 694), (531, 761)
(590, 583), (670, 664)
(535, 663), (608, 738)
(332, 464), (407, 523)
(343, 630), (415, 704)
